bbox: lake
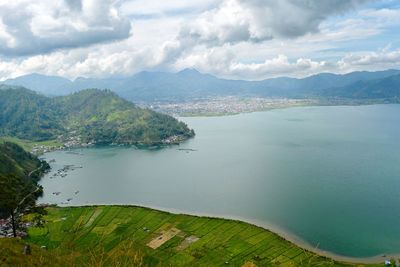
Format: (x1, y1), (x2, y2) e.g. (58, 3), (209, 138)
(39, 104), (400, 258)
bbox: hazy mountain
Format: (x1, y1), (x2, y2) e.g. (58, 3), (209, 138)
(252, 69), (400, 97)
(115, 69), (253, 102)
(2, 73), (75, 95)
(2, 69), (400, 102)
(323, 74), (400, 99)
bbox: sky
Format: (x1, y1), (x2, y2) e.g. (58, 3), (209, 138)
(0, 0), (399, 81)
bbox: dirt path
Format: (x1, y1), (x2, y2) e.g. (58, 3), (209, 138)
(28, 163), (43, 177)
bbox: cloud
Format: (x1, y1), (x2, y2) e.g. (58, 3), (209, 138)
(339, 48), (400, 69)
(0, 40), (176, 80)
(173, 47), (400, 80)
(178, 0), (373, 46)
(174, 49), (332, 79)
(0, 0), (398, 81)
(361, 7), (400, 23)
(119, 0), (220, 17)
(0, 0), (131, 56)
(0, 46), (399, 81)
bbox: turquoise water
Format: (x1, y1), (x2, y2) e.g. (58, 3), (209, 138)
(39, 105), (400, 258)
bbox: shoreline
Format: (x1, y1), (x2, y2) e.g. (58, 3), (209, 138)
(37, 103), (400, 264)
(48, 202), (395, 264)
(174, 100), (400, 118)
(180, 102), (400, 119)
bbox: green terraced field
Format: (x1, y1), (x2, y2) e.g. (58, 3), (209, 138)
(2, 206), (384, 266)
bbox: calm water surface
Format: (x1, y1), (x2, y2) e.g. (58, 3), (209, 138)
(39, 105), (400, 258)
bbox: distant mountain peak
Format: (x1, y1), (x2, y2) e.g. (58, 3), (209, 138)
(177, 68), (201, 75)
(74, 76), (88, 81)
(16, 73), (69, 80)
(21, 72), (43, 78)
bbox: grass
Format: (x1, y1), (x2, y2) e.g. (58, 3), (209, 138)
(0, 238), (63, 267)
(0, 206), (387, 266)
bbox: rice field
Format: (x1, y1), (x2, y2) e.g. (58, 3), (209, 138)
(1, 206), (385, 266)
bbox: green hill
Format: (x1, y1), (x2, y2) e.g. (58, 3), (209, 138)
(0, 86), (194, 146)
(0, 205), (383, 267)
(0, 87), (62, 141)
(0, 142), (49, 219)
(0, 141), (49, 183)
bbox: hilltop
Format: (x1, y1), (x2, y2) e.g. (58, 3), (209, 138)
(0, 86), (194, 147)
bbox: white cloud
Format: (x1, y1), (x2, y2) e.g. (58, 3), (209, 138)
(119, 0), (220, 17)
(0, 0), (131, 56)
(339, 49), (400, 70)
(178, 0), (373, 46)
(173, 47), (400, 80)
(0, 39), (180, 80)
(361, 7), (400, 23)
(174, 49), (330, 79)
(0, 0), (399, 81)
(161, 0), (379, 70)
(1, 44), (400, 82)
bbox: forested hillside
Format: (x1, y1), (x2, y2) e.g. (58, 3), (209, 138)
(0, 86), (63, 141)
(0, 142), (49, 220)
(0, 86), (194, 146)
(0, 142), (49, 182)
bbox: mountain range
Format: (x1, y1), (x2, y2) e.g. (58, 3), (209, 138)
(2, 69), (400, 103)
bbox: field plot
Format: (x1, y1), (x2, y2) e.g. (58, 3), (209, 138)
(2, 206), (383, 266)
(147, 227), (181, 249)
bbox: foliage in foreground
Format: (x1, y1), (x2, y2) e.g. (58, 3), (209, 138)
(0, 142), (49, 236)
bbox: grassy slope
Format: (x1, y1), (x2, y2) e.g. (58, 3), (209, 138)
(0, 238), (64, 267)
(0, 136), (62, 153)
(0, 141), (47, 180)
(11, 206), (381, 267)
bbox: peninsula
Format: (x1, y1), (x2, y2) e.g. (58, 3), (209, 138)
(0, 86), (195, 153)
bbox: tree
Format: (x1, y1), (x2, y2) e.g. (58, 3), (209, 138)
(0, 175), (41, 237)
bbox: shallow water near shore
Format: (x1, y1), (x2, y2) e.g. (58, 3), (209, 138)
(39, 104), (400, 258)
